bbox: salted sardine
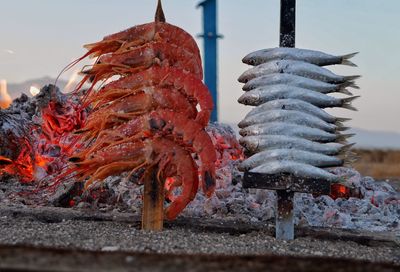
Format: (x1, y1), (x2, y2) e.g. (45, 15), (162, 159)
(239, 135), (354, 155)
(242, 73), (357, 95)
(238, 110), (344, 133)
(245, 99), (350, 123)
(238, 84), (359, 110)
(238, 149), (347, 171)
(249, 160), (340, 182)
(239, 122), (353, 143)
(242, 48), (358, 67)
(238, 59), (360, 83)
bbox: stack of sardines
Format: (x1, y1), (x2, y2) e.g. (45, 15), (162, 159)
(237, 47), (360, 183)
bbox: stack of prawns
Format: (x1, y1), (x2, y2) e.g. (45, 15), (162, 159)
(237, 48), (359, 183)
(64, 4), (216, 220)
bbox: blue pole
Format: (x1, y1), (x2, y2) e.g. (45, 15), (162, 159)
(197, 0), (222, 122)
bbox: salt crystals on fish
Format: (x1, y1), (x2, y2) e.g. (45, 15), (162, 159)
(242, 73), (357, 94)
(238, 149), (352, 171)
(244, 99), (350, 123)
(238, 59), (360, 83)
(239, 122), (353, 143)
(250, 160), (341, 183)
(242, 47), (358, 67)
(238, 109), (345, 133)
(239, 135), (354, 155)
(238, 85), (359, 110)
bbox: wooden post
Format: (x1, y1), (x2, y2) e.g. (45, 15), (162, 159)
(141, 166), (164, 231)
(140, 0), (166, 232)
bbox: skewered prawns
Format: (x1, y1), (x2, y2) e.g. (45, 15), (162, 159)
(70, 138), (199, 220)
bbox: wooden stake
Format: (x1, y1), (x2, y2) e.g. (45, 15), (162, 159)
(155, 0), (166, 22)
(142, 166), (164, 231)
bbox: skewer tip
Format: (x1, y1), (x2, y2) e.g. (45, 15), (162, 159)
(155, 0), (166, 22)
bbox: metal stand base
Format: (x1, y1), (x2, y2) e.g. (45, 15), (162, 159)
(276, 191), (294, 240)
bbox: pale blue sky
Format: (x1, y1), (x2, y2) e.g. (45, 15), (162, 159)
(0, 0), (399, 133)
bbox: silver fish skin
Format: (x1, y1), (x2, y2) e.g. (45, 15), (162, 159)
(238, 84), (359, 110)
(239, 122), (352, 143)
(245, 99), (349, 123)
(238, 149), (344, 171)
(238, 110), (340, 133)
(238, 59), (360, 83)
(242, 47), (358, 67)
(242, 73), (356, 95)
(239, 135), (351, 155)
(249, 160), (340, 182)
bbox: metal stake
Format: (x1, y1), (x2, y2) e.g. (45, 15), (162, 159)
(276, 0), (296, 240)
(276, 190), (294, 240)
(280, 0), (296, 48)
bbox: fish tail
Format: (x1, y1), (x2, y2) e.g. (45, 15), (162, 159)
(340, 52), (359, 67)
(335, 117), (352, 123)
(337, 81), (360, 90)
(334, 133), (355, 144)
(339, 143), (355, 155)
(341, 96), (360, 111)
(338, 150), (359, 166)
(336, 126), (350, 132)
(344, 75), (361, 82)
(338, 88), (353, 96)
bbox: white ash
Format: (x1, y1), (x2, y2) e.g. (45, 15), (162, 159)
(77, 124), (399, 232)
(93, 164), (399, 232)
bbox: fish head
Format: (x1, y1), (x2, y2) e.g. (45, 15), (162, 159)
(242, 52), (259, 66)
(237, 92), (259, 106)
(239, 136), (259, 152)
(239, 128), (247, 137)
(238, 69), (254, 83)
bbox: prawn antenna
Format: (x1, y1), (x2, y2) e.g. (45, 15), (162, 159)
(155, 0), (166, 22)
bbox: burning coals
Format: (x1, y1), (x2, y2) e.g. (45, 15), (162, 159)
(94, 165), (399, 232)
(0, 90), (397, 232)
(0, 85), (86, 190)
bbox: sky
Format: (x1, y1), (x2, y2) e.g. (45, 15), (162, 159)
(0, 0), (400, 133)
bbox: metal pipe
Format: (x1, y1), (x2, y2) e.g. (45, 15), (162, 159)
(197, 0), (222, 122)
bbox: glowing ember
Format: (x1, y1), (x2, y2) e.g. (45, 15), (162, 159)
(0, 80), (12, 109)
(330, 183), (351, 200)
(29, 86), (40, 96)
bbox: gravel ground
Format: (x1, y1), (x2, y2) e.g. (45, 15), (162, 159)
(0, 216), (398, 265)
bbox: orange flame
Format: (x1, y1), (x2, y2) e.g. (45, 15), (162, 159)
(0, 80), (12, 109)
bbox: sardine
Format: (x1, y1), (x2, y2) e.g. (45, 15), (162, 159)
(242, 73), (357, 95)
(239, 122), (353, 143)
(245, 99), (350, 123)
(238, 110), (344, 133)
(249, 160), (340, 182)
(238, 84), (359, 110)
(238, 59), (360, 83)
(242, 48), (358, 67)
(238, 149), (349, 171)
(239, 135), (354, 155)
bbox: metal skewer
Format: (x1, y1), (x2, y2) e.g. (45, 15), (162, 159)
(276, 0), (296, 241)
